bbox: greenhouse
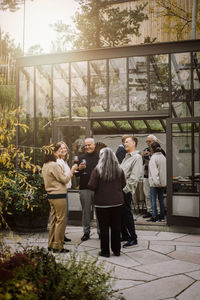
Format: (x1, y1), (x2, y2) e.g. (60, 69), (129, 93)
(16, 39), (200, 228)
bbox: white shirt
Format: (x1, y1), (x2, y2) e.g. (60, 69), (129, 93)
(57, 158), (72, 189)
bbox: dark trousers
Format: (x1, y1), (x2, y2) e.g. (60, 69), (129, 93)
(122, 192), (137, 241)
(96, 205), (122, 255)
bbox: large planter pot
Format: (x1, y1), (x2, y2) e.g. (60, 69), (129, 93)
(13, 211), (50, 233)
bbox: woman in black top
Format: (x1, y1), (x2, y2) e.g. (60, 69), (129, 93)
(88, 148), (126, 257)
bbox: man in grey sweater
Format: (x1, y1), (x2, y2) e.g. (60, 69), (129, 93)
(121, 136), (143, 248)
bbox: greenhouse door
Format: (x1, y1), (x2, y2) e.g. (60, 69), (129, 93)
(166, 118), (200, 227)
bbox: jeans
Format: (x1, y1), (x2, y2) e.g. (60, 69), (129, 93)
(150, 187), (165, 219)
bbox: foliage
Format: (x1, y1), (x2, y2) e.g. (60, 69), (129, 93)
(0, 0), (33, 12)
(0, 170), (48, 217)
(0, 31), (22, 58)
(52, 0), (148, 50)
(0, 86), (16, 107)
(0, 106), (47, 227)
(0, 247), (118, 300)
(148, 0), (200, 40)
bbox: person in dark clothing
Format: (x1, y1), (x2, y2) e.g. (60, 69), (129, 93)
(76, 138), (99, 241)
(116, 135), (129, 164)
(88, 148), (126, 257)
(116, 135), (130, 242)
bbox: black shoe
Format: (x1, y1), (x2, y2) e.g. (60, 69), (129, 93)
(146, 217), (157, 222)
(123, 240), (138, 248)
(113, 252), (120, 256)
(142, 212), (152, 218)
(64, 236), (71, 242)
(81, 233), (90, 241)
(53, 248), (70, 253)
(48, 247), (52, 251)
(99, 251), (110, 258)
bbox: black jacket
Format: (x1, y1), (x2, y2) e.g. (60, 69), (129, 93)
(116, 145), (127, 164)
(76, 151), (99, 189)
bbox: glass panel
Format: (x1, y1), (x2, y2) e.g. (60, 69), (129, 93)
(35, 65), (52, 149)
(171, 52), (192, 118)
(101, 121), (116, 129)
(173, 195), (199, 217)
(109, 58), (127, 112)
(129, 57), (147, 111)
(133, 120), (147, 131)
(90, 60), (107, 112)
(53, 64), (69, 119)
(149, 54), (169, 110)
(192, 52), (200, 117)
(115, 120), (132, 131)
(71, 61), (88, 118)
(148, 120), (164, 131)
(172, 122), (200, 217)
(19, 67), (34, 148)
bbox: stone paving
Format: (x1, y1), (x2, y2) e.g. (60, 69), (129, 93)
(2, 227), (200, 300)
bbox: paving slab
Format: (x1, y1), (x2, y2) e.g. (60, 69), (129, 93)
(1, 227), (200, 300)
(134, 259), (200, 277)
(149, 244), (175, 254)
(186, 270), (200, 280)
(127, 249), (172, 265)
(111, 265), (157, 281)
(177, 281), (200, 300)
(168, 251), (200, 264)
(117, 274), (194, 300)
(174, 234), (200, 243)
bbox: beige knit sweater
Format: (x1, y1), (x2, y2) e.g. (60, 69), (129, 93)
(42, 161), (73, 194)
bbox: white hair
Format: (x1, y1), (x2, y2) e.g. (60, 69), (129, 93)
(85, 138), (95, 144)
(147, 135), (158, 141)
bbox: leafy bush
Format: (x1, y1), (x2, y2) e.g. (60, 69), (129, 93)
(0, 247), (117, 300)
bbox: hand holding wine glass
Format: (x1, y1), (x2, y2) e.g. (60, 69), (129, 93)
(81, 159), (87, 175)
(73, 156), (79, 173)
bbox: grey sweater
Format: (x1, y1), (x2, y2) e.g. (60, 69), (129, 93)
(149, 152), (166, 187)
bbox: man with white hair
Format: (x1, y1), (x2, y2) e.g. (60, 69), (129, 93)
(142, 135), (165, 218)
(77, 138), (99, 241)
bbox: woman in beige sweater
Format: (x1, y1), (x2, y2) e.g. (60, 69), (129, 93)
(42, 143), (78, 253)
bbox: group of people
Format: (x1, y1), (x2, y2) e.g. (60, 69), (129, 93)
(41, 135), (166, 256)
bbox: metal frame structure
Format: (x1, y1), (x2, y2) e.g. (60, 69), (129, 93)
(16, 39), (200, 227)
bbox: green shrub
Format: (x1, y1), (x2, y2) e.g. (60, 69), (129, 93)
(0, 247), (118, 300)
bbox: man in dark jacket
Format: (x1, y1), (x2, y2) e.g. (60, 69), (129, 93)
(116, 135), (129, 164)
(77, 138), (99, 241)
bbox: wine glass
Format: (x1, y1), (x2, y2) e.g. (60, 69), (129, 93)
(74, 156), (79, 173)
(81, 159), (87, 175)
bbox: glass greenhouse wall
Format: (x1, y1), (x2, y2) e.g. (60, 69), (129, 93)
(16, 40), (200, 227)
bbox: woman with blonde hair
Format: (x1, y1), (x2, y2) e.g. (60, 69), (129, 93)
(57, 141), (72, 242)
(88, 148), (126, 257)
(42, 143), (78, 253)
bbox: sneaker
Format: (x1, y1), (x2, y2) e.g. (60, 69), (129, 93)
(99, 251), (110, 258)
(81, 233), (90, 241)
(142, 212), (152, 218)
(53, 248), (70, 253)
(64, 236), (71, 242)
(146, 217), (157, 222)
(123, 240), (138, 248)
